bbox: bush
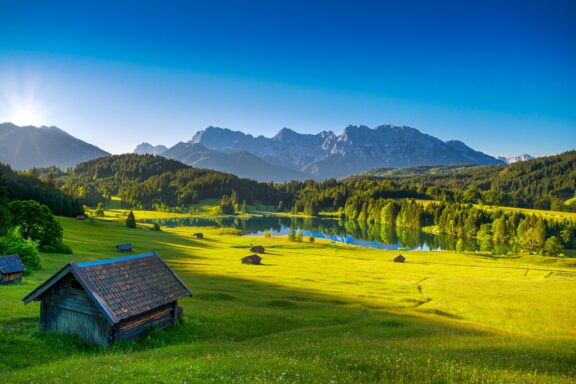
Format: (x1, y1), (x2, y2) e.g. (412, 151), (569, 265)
(0, 228), (40, 270)
(543, 236), (563, 256)
(151, 222), (161, 231)
(308, 236), (315, 243)
(264, 229), (271, 238)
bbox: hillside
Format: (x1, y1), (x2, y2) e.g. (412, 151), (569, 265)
(2, 216), (576, 382)
(350, 164), (480, 178)
(161, 142), (311, 182)
(135, 124), (503, 180)
(59, 154), (290, 208)
(352, 151), (576, 210)
(0, 164), (83, 216)
(0, 122), (109, 170)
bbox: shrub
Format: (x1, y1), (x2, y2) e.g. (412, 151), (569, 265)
(0, 228), (40, 270)
(151, 222), (161, 231)
(308, 236), (315, 243)
(543, 236), (563, 256)
(264, 229), (271, 238)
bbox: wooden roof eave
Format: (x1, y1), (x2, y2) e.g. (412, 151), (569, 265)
(22, 264), (72, 304)
(21, 263), (118, 325)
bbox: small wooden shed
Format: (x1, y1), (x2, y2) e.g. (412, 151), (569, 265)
(242, 254), (262, 265)
(0, 254), (26, 285)
(116, 243), (133, 252)
(394, 254), (406, 263)
(22, 252), (192, 345)
(193, 233), (204, 239)
(250, 245), (265, 254)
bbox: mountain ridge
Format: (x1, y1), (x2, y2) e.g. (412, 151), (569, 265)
(0, 122), (109, 170)
(138, 124), (503, 180)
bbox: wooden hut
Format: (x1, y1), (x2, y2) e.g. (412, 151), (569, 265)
(394, 254), (406, 263)
(116, 243), (133, 252)
(193, 233), (204, 239)
(250, 245), (265, 254)
(241, 254), (262, 265)
(0, 254), (26, 285)
(22, 252), (192, 345)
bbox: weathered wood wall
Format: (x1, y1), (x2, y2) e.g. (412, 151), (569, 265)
(41, 275), (110, 345)
(115, 303), (176, 341)
(0, 272), (22, 285)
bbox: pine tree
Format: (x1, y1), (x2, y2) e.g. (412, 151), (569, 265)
(288, 227), (296, 241)
(295, 229), (303, 242)
(126, 210), (137, 228)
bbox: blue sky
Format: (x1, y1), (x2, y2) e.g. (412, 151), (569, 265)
(0, 0), (575, 156)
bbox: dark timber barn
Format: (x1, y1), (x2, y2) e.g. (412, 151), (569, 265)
(0, 254), (26, 285)
(22, 252), (192, 345)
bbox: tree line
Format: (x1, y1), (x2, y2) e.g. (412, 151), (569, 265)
(56, 154), (292, 210)
(348, 150), (576, 211)
(1, 164), (83, 217)
(0, 169), (72, 270)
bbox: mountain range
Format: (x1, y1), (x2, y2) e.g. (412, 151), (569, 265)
(498, 154), (534, 164)
(0, 122), (513, 180)
(137, 125), (504, 181)
(0, 122), (109, 170)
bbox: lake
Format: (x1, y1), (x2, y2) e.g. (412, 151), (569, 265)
(144, 216), (478, 251)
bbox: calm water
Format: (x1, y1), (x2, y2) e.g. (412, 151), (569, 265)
(144, 216), (476, 251)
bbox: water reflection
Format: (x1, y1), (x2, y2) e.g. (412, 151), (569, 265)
(144, 216), (482, 251)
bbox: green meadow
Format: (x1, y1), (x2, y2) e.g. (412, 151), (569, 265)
(1, 214), (576, 383)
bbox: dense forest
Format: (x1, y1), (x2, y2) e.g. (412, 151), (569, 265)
(56, 154), (292, 210)
(41, 151), (575, 216)
(3, 151), (573, 255)
(0, 164), (83, 217)
(0, 167), (72, 269)
(349, 151), (576, 211)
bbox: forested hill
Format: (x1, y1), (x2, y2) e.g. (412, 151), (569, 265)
(0, 164), (83, 216)
(349, 151), (576, 210)
(59, 154), (291, 209)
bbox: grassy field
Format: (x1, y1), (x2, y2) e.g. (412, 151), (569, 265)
(2, 216), (576, 383)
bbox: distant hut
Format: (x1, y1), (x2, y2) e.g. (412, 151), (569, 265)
(22, 252), (192, 345)
(193, 233), (204, 239)
(116, 243), (133, 252)
(394, 254), (406, 263)
(241, 255), (262, 265)
(0, 254), (26, 285)
(250, 245), (265, 254)
(76, 215), (86, 221)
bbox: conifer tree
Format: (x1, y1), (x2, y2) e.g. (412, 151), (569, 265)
(126, 210), (137, 228)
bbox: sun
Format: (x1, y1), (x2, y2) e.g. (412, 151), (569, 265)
(9, 103), (45, 126)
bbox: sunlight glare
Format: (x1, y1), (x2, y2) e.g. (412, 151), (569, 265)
(1, 70), (50, 127)
(9, 103), (45, 126)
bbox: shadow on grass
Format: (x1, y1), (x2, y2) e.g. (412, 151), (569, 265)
(3, 272), (576, 382)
